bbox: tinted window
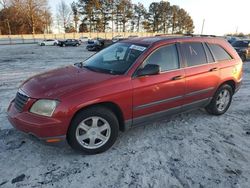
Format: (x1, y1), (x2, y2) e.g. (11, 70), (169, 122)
(204, 43), (214, 63)
(181, 42), (207, 67)
(208, 44), (232, 61)
(144, 44), (179, 72)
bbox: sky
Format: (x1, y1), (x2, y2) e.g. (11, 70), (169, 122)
(50, 0), (250, 35)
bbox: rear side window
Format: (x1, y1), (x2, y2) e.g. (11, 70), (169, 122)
(208, 44), (232, 61)
(145, 44), (179, 72)
(181, 42), (207, 67)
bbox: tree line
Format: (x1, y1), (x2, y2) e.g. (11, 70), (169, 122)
(67, 0), (194, 34)
(0, 0), (52, 35)
(0, 0), (195, 35)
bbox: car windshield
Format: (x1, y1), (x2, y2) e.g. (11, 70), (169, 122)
(232, 41), (249, 47)
(83, 42), (147, 75)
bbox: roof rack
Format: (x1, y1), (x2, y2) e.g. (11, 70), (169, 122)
(184, 34), (217, 37)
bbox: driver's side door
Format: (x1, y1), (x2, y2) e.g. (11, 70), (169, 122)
(132, 43), (186, 124)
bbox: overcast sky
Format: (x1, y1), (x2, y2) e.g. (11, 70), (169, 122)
(50, 0), (250, 35)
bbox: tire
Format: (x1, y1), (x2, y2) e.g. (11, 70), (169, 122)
(239, 53), (246, 62)
(67, 107), (119, 154)
(54, 42), (57, 46)
(62, 44), (66, 47)
(75, 43), (79, 47)
(205, 84), (233, 115)
(41, 43), (45, 46)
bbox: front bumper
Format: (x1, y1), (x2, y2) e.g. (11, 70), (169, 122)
(7, 101), (68, 142)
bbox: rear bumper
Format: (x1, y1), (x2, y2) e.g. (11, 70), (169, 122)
(7, 101), (68, 142)
(235, 79), (242, 93)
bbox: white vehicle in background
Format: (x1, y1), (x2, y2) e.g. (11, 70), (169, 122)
(112, 35), (125, 42)
(79, 36), (89, 43)
(39, 39), (58, 46)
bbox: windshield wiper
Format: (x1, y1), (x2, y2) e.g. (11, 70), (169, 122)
(83, 65), (120, 75)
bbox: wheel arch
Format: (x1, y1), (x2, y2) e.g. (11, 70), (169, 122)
(69, 102), (126, 133)
(218, 80), (236, 94)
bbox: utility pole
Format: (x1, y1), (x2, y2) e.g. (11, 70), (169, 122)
(201, 19), (205, 35)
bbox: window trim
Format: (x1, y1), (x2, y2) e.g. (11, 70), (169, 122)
(134, 43), (181, 76)
(203, 43), (215, 63)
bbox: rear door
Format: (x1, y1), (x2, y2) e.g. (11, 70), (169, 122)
(132, 43), (186, 123)
(180, 42), (220, 107)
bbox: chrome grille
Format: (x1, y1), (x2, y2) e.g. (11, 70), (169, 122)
(14, 90), (29, 112)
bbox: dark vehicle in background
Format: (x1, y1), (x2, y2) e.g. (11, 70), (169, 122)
(86, 38), (113, 51)
(58, 39), (81, 47)
(232, 40), (250, 61)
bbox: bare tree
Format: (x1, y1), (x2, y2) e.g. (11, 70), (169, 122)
(57, 0), (72, 33)
(71, 1), (79, 32)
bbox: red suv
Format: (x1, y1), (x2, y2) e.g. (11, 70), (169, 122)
(7, 36), (243, 154)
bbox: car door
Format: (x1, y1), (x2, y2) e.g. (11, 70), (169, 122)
(180, 42), (220, 108)
(66, 39), (71, 46)
(132, 43), (186, 124)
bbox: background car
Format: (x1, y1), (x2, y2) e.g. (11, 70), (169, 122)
(227, 36), (240, 44)
(231, 40), (250, 61)
(86, 38), (112, 51)
(39, 39), (58, 46)
(112, 35), (126, 42)
(58, 39), (81, 47)
(79, 36), (88, 43)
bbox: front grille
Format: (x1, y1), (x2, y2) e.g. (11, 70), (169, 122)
(14, 91), (29, 112)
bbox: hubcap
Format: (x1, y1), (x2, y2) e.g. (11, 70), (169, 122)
(216, 89), (230, 112)
(76, 116), (111, 149)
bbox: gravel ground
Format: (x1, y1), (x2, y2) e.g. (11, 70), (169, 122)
(0, 44), (250, 188)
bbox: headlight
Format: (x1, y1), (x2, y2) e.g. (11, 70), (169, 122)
(30, 99), (59, 117)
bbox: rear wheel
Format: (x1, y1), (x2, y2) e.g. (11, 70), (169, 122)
(67, 107), (119, 154)
(239, 53), (246, 62)
(205, 84), (233, 115)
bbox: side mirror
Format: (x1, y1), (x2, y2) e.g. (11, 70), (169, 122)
(137, 64), (160, 77)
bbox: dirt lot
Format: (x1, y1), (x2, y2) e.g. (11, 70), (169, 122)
(0, 44), (250, 188)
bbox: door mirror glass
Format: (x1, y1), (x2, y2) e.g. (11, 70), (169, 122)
(137, 64), (160, 77)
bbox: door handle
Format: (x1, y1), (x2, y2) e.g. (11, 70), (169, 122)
(172, 75), (185, 80)
(209, 67), (219, 72)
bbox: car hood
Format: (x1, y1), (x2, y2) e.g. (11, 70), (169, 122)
(21, 65), (117, 99)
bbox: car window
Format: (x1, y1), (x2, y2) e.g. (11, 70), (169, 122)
(181, 42), (207, 67)
(204, 43), (215, 63)
(208, 44), (232, 61)
(144, 44), (179, 72)
(83, 42), (147, 75)
(103, 46), (127, 61)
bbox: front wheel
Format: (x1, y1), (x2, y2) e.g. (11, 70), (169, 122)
(205, 84), (233, 115)
(67, 107), (119, 154)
